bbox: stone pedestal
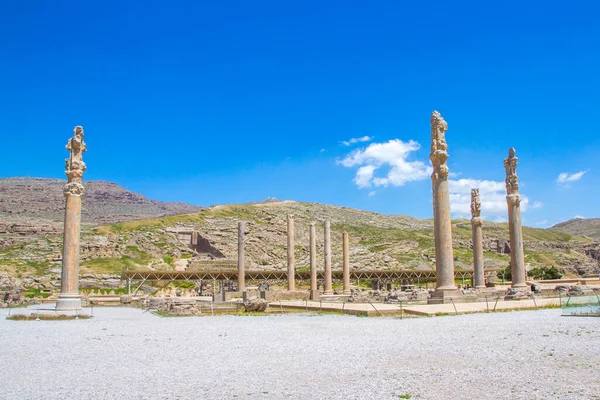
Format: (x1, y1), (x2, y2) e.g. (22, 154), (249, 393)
(287, 215), (295, 291)
(309, 290), (320, 301)
(323, 220), (333, 295)
(309, 222), (317, 294)
(428, 289), (466, 304)
(342, 232), (351, 294)
(504, 148), (527, 288)
(237, 221), (246, 292)
(56, 126), (87, 311)
(429, 111), (456, 293)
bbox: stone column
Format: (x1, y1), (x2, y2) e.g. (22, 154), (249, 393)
(287, 215), (295, 291)
(309, 222), (318, 300)
(56, 126), (87, 311)
(342, 232), (351, 294)
(323, 220), (333, 295)
(470, 189), (485, 289)
(505, 148), (527, 288)
(237, 221), (246, 292)
(429, 111), (456, 291)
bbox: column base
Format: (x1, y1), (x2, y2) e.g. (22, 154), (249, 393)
(323, 290), (333, 295)
(511, 283), (527, 288)
(309, 290), (320, 301)
(427, 289), (465, 304)
(55, 294), (82, 311)
(343, 290), (351, 295)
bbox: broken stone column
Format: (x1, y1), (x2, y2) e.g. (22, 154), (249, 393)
(309, 222), (319, 300)
(237, 221), (246, 292)
(429, 111), (456, 292)
(323, 220), (333, 295)
(471, 189), (486, 289)
(505, 148), (527, 288)
(342, 232), (351, 294)
(287, 215), (295, 291)
(56, 126), (87, 311)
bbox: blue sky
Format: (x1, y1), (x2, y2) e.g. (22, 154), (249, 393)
(1, 1), (598, 227)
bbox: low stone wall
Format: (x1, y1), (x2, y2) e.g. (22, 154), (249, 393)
(261, 290), (308, 302)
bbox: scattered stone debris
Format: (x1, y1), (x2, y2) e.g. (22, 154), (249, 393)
(0, 290), (37, 308)
(504, 287), (531, 300)
(243, 297), (268, 312)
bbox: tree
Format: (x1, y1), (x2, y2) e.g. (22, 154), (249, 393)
(528, 266), (562, 280)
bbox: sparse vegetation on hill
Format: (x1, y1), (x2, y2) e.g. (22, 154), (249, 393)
(551, 218), (600, 240)
(0, 180), (598, 284)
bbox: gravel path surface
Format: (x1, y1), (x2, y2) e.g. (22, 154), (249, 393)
(1, 307), (598, 400)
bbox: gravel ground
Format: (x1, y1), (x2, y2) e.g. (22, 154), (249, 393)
(1, 307), (599, 400)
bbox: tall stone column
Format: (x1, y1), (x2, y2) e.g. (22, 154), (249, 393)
(323, 220), (333, 295)
(342, 232), (351, 294)
(56, 126), (87, 311)
(237, 221), (246, 292)
(287, 215), (295, 291)
(470, 189), (485, 289)
(505, 148), (527, 288)
(429, 111), (455, 291)
(309, 222), (318, 300)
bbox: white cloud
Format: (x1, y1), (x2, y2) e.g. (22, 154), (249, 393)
(320, 148), (326, 153)
(339, 138), (538, 219)
(354, 165), (377, 188)
(557, 170), (588, 183)
(493, 217), (508, 223)
(574, 215), (585, 219)
(341, 135), (373, 146)
(339, 139), (432, 188)
(448, 178), (531, 217)
(534, 220), (549, 227)
(368, 191), (376, 197)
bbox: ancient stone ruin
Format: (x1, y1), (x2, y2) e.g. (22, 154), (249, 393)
(428, 111), (461, 303)
(471, 189), (485, 289)
(56, 126), (87, 311)
(504, 148), (527, 289)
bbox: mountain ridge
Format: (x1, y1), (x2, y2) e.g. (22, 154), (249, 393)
(0, 177), (203, 225)
(551, 218), (600, 239)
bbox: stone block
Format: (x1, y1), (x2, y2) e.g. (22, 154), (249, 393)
(427, 289), (466, 304)
(222, 291), (243, 301)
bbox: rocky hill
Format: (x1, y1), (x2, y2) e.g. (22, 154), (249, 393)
(1, 197), (599, 285)
(551, 218), (600, 240)
(0, 178), (203, 226)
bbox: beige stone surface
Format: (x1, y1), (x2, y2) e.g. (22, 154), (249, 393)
(237, 221), (245, 292)
(342, 232), (350, 294)
(309, 222), (317, 292)
(286, 215), (295, 290)
(429, 111), (455, 290)
(505, 148), (526, 288)
(57, 126), (87, 310)
(324, 220), (332, 294)
(471, 189), (485, 288)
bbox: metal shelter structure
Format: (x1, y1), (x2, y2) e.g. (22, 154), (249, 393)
(121, 268), (501, 295)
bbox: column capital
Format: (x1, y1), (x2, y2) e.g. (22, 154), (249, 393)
(430, 111), (450, 181)
(470, 188), (481, 218)
(64, 182), (85, 197)
(504, 147), (519, 195)
(471, 216), (483, 226)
